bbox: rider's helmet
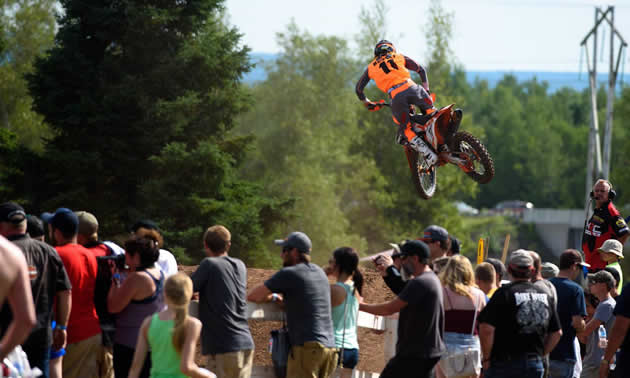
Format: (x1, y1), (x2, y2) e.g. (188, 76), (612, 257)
(374, 40), (395, 57)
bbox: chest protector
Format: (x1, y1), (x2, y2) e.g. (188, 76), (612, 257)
(367, 53), (411, 94)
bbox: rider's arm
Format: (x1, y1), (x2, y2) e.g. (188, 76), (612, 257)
(404, 56), (429, 93)
(355, 68), (371, 103)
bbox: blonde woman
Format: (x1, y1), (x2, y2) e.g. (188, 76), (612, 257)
(129, 273), (215, 378)
(437, 255), (486, 378)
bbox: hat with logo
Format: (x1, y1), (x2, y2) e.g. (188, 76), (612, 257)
(274, 231), (312, 254)
(41, 208), (79, 235)
(508, 249), (534, 269)
(75, 211), (99, 237)
(399, 240), (430, 262)
(596, 239), (624, 259)
(0, 202), (27, 224)
(421, 225), (448, 242)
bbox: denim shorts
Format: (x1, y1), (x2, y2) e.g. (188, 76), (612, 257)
(339, 348), (359, 369)
(443, 332), (480, 352)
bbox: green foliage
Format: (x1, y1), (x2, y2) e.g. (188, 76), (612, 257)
(0, 0), (56, 151)
(21, 0), (283, 263)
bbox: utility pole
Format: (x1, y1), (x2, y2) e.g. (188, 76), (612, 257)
(580, 6), (627, 209)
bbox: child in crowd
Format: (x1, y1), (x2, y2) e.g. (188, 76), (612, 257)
(129, 273), (215, 378)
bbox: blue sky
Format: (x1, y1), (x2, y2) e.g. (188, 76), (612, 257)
(225, 0), (630, 72)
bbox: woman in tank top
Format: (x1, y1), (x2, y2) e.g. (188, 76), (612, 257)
(129, 273), (214, 378)
(437, 255), (486, 378)
(325, 247), (363, 378)
(108, 231), (164, 378)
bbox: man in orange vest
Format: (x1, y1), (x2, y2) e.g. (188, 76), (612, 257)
(355, 40), (437, 165)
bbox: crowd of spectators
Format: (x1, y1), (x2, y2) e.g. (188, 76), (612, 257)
(0, 176), (628, 378)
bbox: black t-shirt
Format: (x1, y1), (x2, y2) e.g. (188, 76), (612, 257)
(0, 234), (72, 348)
(396, 270), (445, 358)
(478, 280), (561, 361)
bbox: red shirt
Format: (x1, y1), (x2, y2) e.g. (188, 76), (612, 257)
(55, 243), (101, 343)
(582, 202), (629, 270)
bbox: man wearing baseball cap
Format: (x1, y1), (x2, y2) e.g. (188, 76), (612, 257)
(479, 250), (562, 378)
(42, 208), (104, 378)
(548, 249), (589, 377)
(248, 231), (338, 377)
(0, 202), (72, 378)
(597, 239), (624, 293)
(360, 240), (445, 377)
(420, 225), (450, 262)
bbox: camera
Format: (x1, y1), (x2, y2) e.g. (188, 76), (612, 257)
(97, 254), (126, 270)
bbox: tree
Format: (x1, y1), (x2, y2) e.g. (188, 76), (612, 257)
(0, 0), (56, 151)
(24, 0), (282, 263)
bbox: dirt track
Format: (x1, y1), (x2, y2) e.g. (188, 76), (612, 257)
(180, 265), (395, 373)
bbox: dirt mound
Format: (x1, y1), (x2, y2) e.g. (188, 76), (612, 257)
(180, 265), (393, 373)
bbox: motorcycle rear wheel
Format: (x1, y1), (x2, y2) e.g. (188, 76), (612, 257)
(451, 131), (495, 184)
(408, 148), (437, 199)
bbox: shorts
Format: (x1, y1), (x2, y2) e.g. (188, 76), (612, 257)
(287, 341), (338, 378)
(206, 349), (254, 378)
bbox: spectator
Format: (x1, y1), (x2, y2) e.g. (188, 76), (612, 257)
(325, 247), (363, 377)
(548, 249), (588, 378)
(542, 262), (560, 279)
(191, 225), (254, 378)
(131, 220), (178, 277)
(41, 208), (104, 378)
(479, 250), (562, 378)
(600, 283), (630, 377)
(420, 225), (450, 262)
(75, 211), (115, 378)
(26, 214), (45, 241)
(475, 262), (498, 298)
(108, 233), (164, 378)
(0, 235), (36, 360)
(360, 240), (445, 378)
(130, 273), (214, 378)
(603, 267), (621, 298)
(582, 179), (629, 271)
(437, 255), (486, 378)
(0, 202), (71, 378)
(596, 240), (624, 294)
(432, 256), (451, 275)
(248, 231), (338, 378)
(579, 271), (616, 378)
(485, 258), (508, 287)
(447, 235), (461, 256)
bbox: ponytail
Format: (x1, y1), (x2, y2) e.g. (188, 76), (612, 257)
(352, 269), (364, 296)
(164, 273), (193, 356)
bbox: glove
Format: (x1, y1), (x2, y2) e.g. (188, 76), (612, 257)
(365, 99), (386, 112)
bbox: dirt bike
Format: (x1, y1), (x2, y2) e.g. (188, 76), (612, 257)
(372, 100), (495, 199)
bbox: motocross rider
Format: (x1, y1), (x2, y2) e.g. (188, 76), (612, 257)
(355, 40), (438, 165)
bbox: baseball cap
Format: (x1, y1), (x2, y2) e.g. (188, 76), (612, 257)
(0, 202), (27, 224)
(604, 266), (621, 286)
(588, 270), (615, 287)
(485, 258), (506, 278)
(399, 240), (430, 261)
(41, 208), (79, 235)
(559, 249), (590, 268)
(274, 231), (312, 254)
(541, 262), (559, 278)
(26, 215), (45, 238)
(131, 219), (159, 233)
(75, 211), (98, 236)
(421, 225), (448, 242)
(596, 239), (624, 259)
(508, 249), (534, 269)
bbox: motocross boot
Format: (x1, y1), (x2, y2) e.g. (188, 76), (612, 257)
(409, 136), (438, 166)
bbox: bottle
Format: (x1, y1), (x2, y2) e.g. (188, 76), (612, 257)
(599, 325), (608, 349)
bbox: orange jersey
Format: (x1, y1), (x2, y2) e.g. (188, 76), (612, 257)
(367, 53), (411, 94)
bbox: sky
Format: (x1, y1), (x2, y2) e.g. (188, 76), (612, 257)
(224, 0), (630, 72)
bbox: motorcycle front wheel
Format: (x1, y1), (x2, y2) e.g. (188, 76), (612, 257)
(407, 148), (437, 199)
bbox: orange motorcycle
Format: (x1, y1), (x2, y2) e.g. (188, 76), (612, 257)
(377, 101), (495, 199)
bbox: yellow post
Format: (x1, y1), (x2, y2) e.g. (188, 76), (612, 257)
(477, 238), (484, 265)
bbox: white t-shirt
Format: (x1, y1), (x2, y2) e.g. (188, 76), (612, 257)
(156, 248), (178, 277)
